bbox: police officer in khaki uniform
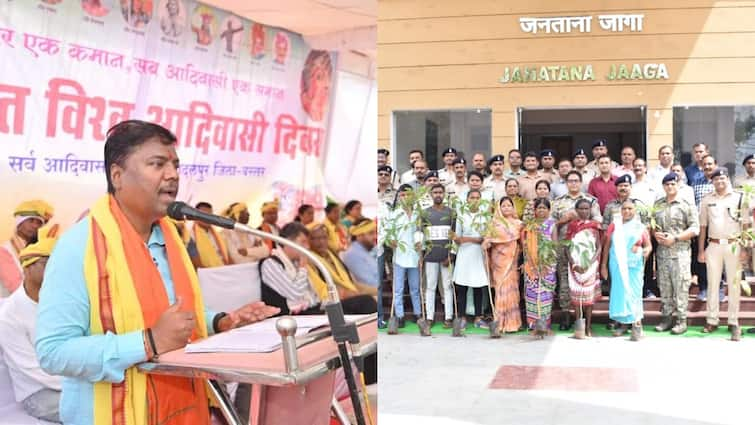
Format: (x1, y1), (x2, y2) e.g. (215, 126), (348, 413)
(437, 148), (458, 187)
(484, 154), (508, 201)
(585, 138), (619, 176)
(698, 167), (752, 340)
(551, 170), (602, 329)
(653, 173), (700, 334)
(573, 148), (596, 192)
(735, 154), (755, 335)
(539, 149), (559, 184)
(378, 165), (397, 207)
(445, 157), (469, 198)
(734, 153), (755, 189)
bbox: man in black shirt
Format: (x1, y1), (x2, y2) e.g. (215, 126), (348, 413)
(422, 184), (454, 327)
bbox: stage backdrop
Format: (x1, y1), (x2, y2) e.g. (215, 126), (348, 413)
(0, 0), (352, 239)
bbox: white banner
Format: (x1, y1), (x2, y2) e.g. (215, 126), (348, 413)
(0, 0), (362, 238)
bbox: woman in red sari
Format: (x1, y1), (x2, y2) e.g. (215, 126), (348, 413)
(565, 199), (603, 337)
(483, 197), (522, 333)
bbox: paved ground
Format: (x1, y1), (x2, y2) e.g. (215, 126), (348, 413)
(378, 330), (755, 425)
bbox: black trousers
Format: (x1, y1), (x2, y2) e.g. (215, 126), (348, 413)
(643, 239), (659, 296)
(691, 237), (708, 292)
(455, 284), (483, 318)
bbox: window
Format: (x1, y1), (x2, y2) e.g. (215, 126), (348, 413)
(392, 110), (492, 173)
(673, 106), (755, 176)
(519, 107), (646, 163)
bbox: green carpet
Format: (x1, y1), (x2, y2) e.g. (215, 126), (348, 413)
(378, 321), (755, 339)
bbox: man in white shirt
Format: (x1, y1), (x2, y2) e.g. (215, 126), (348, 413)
(504, 149), (524, 179)
(632, 158), (660, 208)
(612, 146), (636, 182)
(648, 144), (674, 189)
(400, 149), (424, 185)
(0, 225), (62, 423)
(671, 163), (697, 208)
(550, 158), (573, 199)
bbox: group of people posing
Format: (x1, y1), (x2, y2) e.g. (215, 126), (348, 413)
(377, 140), (755, 341)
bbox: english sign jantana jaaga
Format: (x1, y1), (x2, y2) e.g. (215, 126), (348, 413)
(499, 63), (669, 83)
(500, 13), (669, 84)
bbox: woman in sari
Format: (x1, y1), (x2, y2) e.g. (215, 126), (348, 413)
(601, 200), (652, 341)
(522, 198), (558, 333)
(483, 197), (522, 333)
(565, 199), (603, 337)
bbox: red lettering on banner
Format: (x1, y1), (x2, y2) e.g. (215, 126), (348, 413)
(45, 78), (106, 140)
(68, 43), (124, 69)
(41, 78), (311, 156)
(133, 57), (159, 75)
(0, 28), (15, 48)
(22, 33), (60, 58)
(148, 102), (269, 155)
(273, 114), (324, 160)
(165, 63), (227, 90)
(0, 84), (30, 135)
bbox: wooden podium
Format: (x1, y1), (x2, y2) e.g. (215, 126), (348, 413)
(138, 315), (377, 425)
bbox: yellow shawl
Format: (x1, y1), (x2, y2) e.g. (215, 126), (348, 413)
(84, 195), (209, 425)
(193, 224), (231, 267)
(307, 249), (358, 301)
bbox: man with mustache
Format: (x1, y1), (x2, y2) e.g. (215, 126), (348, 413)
(35, 120), (279, 425)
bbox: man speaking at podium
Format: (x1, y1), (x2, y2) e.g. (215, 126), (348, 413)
(35, 120), (279, 425)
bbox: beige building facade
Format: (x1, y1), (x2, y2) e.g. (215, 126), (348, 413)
(379, 0), (755, 175)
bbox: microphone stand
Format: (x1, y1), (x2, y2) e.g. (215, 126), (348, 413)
(229, 222), (367, 425)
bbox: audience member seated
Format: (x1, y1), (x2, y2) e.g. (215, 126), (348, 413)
(342, 218), (379, 288)
(221, 202), (269, 263)
(258, 222), (322, 315)
(259, 223), (377, 316)
(307, 224), (378, 304)
(193, 202), (232, 267)
(0, 225), (62, 423)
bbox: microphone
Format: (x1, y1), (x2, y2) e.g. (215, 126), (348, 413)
(166, 201), (236, 229)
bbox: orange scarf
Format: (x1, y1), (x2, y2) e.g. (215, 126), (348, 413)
(259, 222), (278, 251)
(523, 226), (541, 282)
(89, 196), (209, 425)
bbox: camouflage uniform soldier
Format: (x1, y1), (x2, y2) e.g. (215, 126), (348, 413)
(653, 173), (700, 334)
(551, 170), (602, 330)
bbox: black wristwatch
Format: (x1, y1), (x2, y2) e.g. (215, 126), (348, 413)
(213, 312), (228, 333)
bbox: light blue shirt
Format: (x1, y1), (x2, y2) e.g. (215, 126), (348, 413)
(342, 242), (378, 287)
(35, 218), (215, 425)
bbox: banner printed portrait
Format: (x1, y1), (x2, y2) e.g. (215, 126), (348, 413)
(0, 0), (342, 239)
